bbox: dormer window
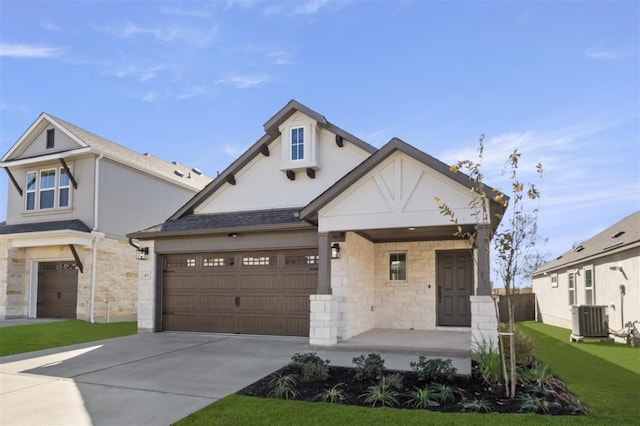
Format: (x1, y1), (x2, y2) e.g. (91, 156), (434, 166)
(280, 118), (318, 172)
(291, 127), (305, 161)
(46, 129), (55, 149)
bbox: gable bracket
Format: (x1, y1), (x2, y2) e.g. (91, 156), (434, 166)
(226, 173), (236, 185)
(286, 170), (295, 181)
(58, 158), (78, 189)
(68, 244), (84, 273)
(4, 168), (23, 196)
(335, 135), (344, 148)
(260, 144), (270, 157)
(306, 168), (316, 179)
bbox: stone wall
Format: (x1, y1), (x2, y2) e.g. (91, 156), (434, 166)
(373, 239), (469, 330)
(137, 241), (156, 332)
(331, 232), (375, 340)
(0, 237), (137, 322)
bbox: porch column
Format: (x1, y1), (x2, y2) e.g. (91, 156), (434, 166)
(475, 224), (491, 296)
(317, 232), (332, 295)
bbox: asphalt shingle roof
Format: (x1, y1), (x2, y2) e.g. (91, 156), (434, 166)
(0, 220), (91, 235)
(533, 210), (640, 275)
(140, 207), (305, 235)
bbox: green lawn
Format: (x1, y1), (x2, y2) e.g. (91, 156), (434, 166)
(0, 320), (137, 356)
(175, 322), (639, 425)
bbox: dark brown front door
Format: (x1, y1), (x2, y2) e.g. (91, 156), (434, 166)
(437, 251), (473, 326)
(37, 262), (78, 318)
(162, 250), (318, 336)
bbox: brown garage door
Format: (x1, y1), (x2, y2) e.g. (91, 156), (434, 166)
(37, 262), (78, 318)
(162, 250), (318, 336)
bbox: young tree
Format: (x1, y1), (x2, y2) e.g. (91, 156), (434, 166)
(436, 135), (542, 398)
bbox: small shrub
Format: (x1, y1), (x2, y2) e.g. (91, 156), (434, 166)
(359, 377), (399, 407)
(268, 373), (298, 400)
(291, 352), (330, 382)
(428, 383), (461, 404)
(381, 373), (404, 391)
(473, 337), (502, 386)
(405, 387), (439, 409)
(316, 383), (345, 404)
(353, 353), (386, 381)
(520, 359), (553, 386)
(500, 323), (535, 365)
(461, 399), (493, 413)
(409, 356), (457, 382)
(518, 393), (560, 414)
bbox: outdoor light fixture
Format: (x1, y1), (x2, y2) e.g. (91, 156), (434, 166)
(228, 232), (238, 238)
(136, 247), (149, 261)
(331, 243), (341, 259)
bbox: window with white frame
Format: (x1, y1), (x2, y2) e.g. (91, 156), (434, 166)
(291, 127), (304, 161)
(551, 273), (558, 288)
(568, 272), (576, 305)
(389, 253), (407, 281)
(25, 167), (72, 211)
(584, 267), (594, 305)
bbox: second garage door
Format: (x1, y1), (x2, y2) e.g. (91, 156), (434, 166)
(162, 250), (318, 336)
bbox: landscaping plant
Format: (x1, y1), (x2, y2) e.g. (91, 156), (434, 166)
(352, 353), (386, 381)
(409, 356), (457, 382)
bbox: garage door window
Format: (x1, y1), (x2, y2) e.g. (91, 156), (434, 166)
(285, 255), (319, 266)
(203, 257), (234, 267)
(167, 258), (197, 268)
(243, 255), (276, 266)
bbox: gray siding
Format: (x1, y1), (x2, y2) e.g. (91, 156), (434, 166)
(97, 159), (197, 237)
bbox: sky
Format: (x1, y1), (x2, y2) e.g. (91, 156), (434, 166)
(0, 0), (638, 265)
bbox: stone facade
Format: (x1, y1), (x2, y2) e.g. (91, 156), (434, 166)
(0, 237), (137, 322)
(137, 241), (156, 332)
(470, 295), (499, 352)
(309, 294), (338, 346)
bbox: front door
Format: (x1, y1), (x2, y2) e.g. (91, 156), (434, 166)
(437, 250), (473, 326)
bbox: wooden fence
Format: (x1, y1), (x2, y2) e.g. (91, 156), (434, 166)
(497, 293), (536, 322)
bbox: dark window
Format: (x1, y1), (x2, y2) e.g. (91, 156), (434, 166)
(46, 129), (55, 149)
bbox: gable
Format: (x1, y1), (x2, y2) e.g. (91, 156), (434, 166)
(195, 111), (371, 214)
(317, 150), (486, 233)
(3, 115), (85, 161)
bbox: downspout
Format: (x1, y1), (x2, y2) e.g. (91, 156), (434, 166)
(89, 153), (103, 324)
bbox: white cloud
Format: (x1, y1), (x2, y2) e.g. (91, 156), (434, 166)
(584, 43), (627, 60)
(176, 86), (207, 99)
(138, 90), (161, 102)
(292, 0), (329, 15)
(40, 21), (61, 32)
(110, 63), (164, 81)
(0, 43), (64, 58)
(268, 49), (294, 65)
(160, 5), (212, 18)
(216, 74), (269, 89)
(225, 144), (245, 158)
(98, 22), (217, 47)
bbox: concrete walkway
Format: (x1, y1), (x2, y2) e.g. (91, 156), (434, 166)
(0, 330), (471, 425)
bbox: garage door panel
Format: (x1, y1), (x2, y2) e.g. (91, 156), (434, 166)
(163, 249), (318, 336)
(37, 262), (78, 319)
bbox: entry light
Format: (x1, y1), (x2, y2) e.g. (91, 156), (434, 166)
(331, 243), (341, 259)
(136, 247), (149, 261)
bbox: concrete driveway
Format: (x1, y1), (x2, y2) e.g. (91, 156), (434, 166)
(0, 332), (309, 426)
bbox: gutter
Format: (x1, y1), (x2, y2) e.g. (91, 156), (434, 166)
(128, 221), (316, 240)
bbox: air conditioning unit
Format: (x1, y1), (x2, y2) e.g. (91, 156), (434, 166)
(570, 305), (610, 342)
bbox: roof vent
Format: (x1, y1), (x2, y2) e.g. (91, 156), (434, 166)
(143, 152), (150, 156)
(191, 167), (202, 175)
(172, 161), (178, 165)
(174, 170), (185, 177)
(572, 245), (585, 253)
(611, 231), (625, 238)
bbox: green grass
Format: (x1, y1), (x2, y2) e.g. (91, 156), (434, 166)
(0, 320), (137, 356)
(174, 322), (639, 425)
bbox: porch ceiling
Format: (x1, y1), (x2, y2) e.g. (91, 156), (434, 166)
(355, 224), (475, 243)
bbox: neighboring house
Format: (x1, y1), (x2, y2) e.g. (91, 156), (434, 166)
(0, 113), (211, 322)
(129, 100), (505, 348)
(532, 211), (640, 338)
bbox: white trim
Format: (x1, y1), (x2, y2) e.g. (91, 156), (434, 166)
(28, 260), (38, 318)
(1, 229), (104, 248)
(1, 147), (92, 167)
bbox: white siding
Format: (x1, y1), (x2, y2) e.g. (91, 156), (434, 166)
(15, 123), (83, 159)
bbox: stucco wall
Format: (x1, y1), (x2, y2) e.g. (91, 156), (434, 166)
(533, 247), (640, 335)
(373, 239), (469, 330)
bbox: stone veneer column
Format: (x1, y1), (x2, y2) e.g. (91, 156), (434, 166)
(470, 295), (499, 352)
(137, 241), (156, 332)
(309, 294), (338, 346)
(0, 240), (8, 319)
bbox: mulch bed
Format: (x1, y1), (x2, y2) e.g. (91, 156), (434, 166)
(237, 363), (588, 415)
